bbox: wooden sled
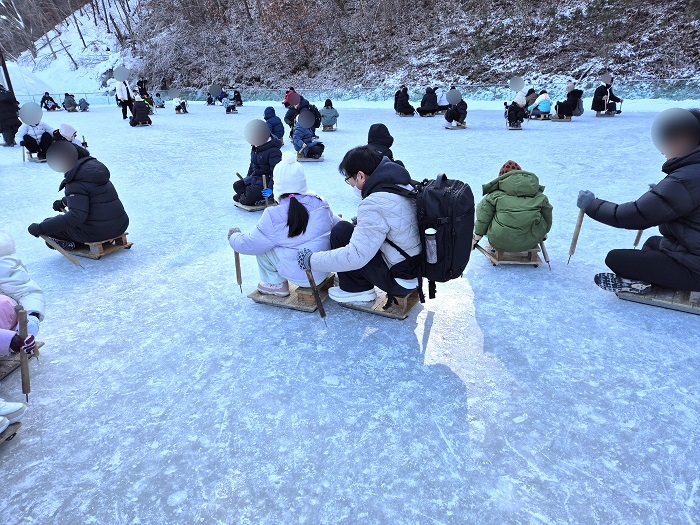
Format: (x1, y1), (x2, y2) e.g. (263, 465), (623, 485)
(72, 233), (133, 260)
(551, 116), (572, 122)
(248, 275), (334, 313)
(22, 150), (46, 163)
(338, 289), (420, 320)
(0, 342), (44, 382)
(617, 289), (700, 316)
(529, 114), (551, 120)
(0, 423), (21, 443)
(398, 113), (414, 117)
(297, 155), (324, 162)
(595, 113), (616, 118)
(419, 113), (437, 117)
(479, 244), (543, 267)
(233, 200), (276, 212)
(133, 122), (151, 127)
(322, 125), (337, 132)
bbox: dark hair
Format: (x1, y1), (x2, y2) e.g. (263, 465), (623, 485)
(285, 195), (310, 238)
(540, 90), (548, 95)
(526, 88), (536, 96)
(338, 146), (383, 180)
(324, 99), (332, 108)
(156, 92), (161, 97)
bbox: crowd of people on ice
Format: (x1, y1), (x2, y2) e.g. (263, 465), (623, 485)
(1, 74), (699, 431)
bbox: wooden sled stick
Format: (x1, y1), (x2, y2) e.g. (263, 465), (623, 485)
(15, 306), (31, 402)
(540, 241), (552, 271)
(305, 270), (327, 326)
(234, 251), (242, 293)
(262, 174), (271, 207)
(474, 244), (498, 265)
(40, 235), (84, 268)
(568, 210), (585, 264)
(633, 229), (643, 249)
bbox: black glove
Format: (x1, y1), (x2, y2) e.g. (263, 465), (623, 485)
(53, 199), (66, 212)
(28, 223), (43, 237)
(19, 140), (24, 147)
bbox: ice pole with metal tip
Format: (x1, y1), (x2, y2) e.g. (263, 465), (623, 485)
(305, 270), (327, 326)
(41, 235), (84, 268)
(568, 210), (585, 264)
(15, 306), (31, 403)
(262, 174), (271, 207)
(633, 229), (643, 249)
(234, 251), (242, 293)
(540, 241), (551, 271)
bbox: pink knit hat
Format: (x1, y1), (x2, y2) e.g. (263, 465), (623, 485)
(0, 295), (18, 330)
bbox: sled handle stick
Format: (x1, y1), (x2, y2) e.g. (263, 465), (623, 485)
(40, 235), (84, 268)
(262, 174), (271, 207)
(539, 241), (552, 271)
(474, 244), (499, 265)
(234, 251), (242, 293)
(633, 229), (643, 249)
(305, 270), (327, 326)
(15, 306), (31, 402)
(236, 172), (243, 181)
(568, 210), (585, 264)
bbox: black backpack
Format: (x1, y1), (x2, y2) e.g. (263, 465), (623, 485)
(382, 174), (475, 302)
(309, 104), (322, 128)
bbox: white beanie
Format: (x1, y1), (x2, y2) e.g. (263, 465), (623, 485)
(59, 124), (77, 141)
(273, 151), (309, 203)
(0, 231), (16, 257)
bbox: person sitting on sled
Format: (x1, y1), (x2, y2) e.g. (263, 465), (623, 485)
(577, 108), (700, 292)
(473, 160), (553, 252)
(592, 75), (623, 116)
(229, 151), (340, 297)
(505, 91), (527, 129)
(40, 92), (60, 111)
(296, 146), (421, 304)
(320, 99), (339, 129)
(233, 122), (282, 206)
(528, 90), (552, 118)
(0, 231), (45, 337)
(26, 148), (130, 251)
(52, 124), (90, 159)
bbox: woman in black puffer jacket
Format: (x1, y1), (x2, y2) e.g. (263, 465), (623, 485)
(578, 109), (700, 291)
(28, 157), (129, 244)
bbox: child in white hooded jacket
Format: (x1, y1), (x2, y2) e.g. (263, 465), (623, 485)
(0, 232), (45, 337)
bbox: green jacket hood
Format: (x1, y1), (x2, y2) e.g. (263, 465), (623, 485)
(482, 170), (544, 198)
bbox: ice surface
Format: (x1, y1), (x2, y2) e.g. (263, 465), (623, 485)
(1, 100), (698, 524)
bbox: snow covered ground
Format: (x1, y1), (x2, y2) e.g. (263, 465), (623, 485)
(1, 101), (698, 524)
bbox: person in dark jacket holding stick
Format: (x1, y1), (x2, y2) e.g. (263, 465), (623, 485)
(592, 75), (623, 116)
(130, 96), (152, 126)
(577, 108), (700, 291)
(234, 134), (283, 206)
(417, 87), (439, 116)
(0, 85), (20, 146)
(27, 155), (130, 249)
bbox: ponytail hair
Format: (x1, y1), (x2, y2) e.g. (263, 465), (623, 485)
(285, 195), (310, 237)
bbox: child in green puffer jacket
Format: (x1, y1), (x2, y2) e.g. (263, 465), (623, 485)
(473, 161), (553, 253)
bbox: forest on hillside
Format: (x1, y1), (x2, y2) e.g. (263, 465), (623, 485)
(2, 0), (699, 88)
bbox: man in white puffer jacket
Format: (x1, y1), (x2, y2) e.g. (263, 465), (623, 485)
(0, 232), (45, 337)
(298, 146), (421, 304)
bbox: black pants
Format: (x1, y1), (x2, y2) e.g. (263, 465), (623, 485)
(306, 143), (324, 158)
(121, 100), (134, 119)
(507, 104), (525, 124)
(330, 221), (414, 297)
(556, 101), (573, 117)
(129, 116), (152, 126)
(2, 122), (19, 145)
(444, 107), (465, 123)
(233, 179), (264, 206)
(23, 133), (53, 158)
(417, 107), (438, 116)
(606, 236), (700, 292)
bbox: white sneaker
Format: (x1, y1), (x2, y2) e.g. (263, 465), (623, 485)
(0, 399), (27, 424)
(0, 416), (8, 434)
(257, 281), (290, 297)
(443, 121), (453, 129)
(328, 287), (377, 303)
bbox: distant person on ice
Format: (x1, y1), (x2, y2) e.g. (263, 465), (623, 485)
(416, 87), (439, 116)
(554, 83), (584, 120)
(62, 93), (78, 112)
(16, 119), (54, 159)
(130, 96), (153, 126)
(40, 92), (60, 111)
(52, 124), (90, 158)
(264, 107), (285, 141)
(434, 86), (449, 112)
(395, 86), (415, 116)
(116, 80), (135, 120)
(233, 128), (282, 206)
(473, 161), (553, 252)
(229, 151), (340, 297)
(0, 231), (45, 337)
(0, 84), (21, 146)
(577, 109), (700, 292)
(293, 120), (324, 159)
(296, 146), (421, 304)
(154, 93), (165, 108)
(592, 76), (623, 116)
(367, 123), (396, 160)
(528, 90), (552, 117)
(505, 91), (527, 129)
(320, 99), (339, 129)
(27, 154), (130, 250)
(443, 94), (468, 128)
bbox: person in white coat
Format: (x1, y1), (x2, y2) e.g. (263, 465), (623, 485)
(16, 120), (54, 159)
(228, 151), (341, 296)
(0, 232), (45, 337)
(297, 146), (421, 304)
(434, 86), (449, 111)
(115, 80), (135, 120)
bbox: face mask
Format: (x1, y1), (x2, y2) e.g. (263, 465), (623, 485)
(352, 185), (362, 199)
